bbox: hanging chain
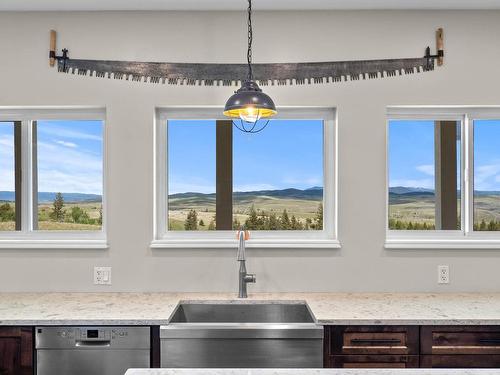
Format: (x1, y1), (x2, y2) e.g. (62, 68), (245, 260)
(247, 0), (253, 81)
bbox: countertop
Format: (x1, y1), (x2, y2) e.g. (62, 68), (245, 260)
(1, 292), (500, 325)
(124, 369), (500, 375)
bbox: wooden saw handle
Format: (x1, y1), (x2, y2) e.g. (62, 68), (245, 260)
(49, 30), (57, 67)
(436, 28), (444, 66)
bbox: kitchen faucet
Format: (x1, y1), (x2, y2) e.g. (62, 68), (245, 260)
(237, 226), (256, 298)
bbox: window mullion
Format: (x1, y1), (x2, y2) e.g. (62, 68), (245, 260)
(465, 114), (475, 235)
(20, 120), (32, 233)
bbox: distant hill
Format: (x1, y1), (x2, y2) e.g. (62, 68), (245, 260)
(389, 186), (434, 195)
(169, 187), (323, 202)
(0, 191), (101, 203)
(389, 186), (500, 196)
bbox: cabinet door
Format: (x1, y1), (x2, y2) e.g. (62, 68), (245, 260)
(329, 326), (419, 355)
(421, 355), (500, 368)
(330, 355), (419, 368)
(0, 327), (33, 375)
(421, 326), (500, 355)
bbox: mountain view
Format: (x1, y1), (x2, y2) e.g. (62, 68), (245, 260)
(168, 187), (324, 231)
(389, 187), (500, 231)
(0, 192), (102, 231)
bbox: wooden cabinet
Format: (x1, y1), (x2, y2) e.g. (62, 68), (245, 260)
(325, 325), (500, 369)
(0, 327), (33, 375)
(420, 326), (500, 368)
(330, 355), (419, 368)
(324, 326), (419, 368)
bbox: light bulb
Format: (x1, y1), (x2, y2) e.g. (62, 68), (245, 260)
(239, 107), (261, 123)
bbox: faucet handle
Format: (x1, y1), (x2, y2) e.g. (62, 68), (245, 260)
(244, 274), (256, 283)
(236, 229), (250, 240)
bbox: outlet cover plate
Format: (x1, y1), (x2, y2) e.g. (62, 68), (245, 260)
(94, 267), (111, 285)
(438, 265), (449, 284)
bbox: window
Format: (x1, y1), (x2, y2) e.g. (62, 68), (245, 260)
(386, 107), (500, 249)
(0, 122), (18, 231)
(0, 108), (106, 248)
(155, 107), (338, 248)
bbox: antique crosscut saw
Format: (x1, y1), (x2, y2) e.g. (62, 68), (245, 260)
(49, 29), (444, 87)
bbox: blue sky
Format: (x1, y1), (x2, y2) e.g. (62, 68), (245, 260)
(0, 120), (103, 195)
(168, 119), (324, 194)
(389, 119), (500, 191)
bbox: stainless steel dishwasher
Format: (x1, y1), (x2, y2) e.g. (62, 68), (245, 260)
(36, 326), (150, 375)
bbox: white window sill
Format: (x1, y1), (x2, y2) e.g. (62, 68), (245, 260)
(151, 238), (341, 249)
(385, 238), (500, 250)
(0, 239), (109, 249)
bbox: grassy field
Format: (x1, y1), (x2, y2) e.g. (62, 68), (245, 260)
(389, 193), (500, 229)
(0, 201), (102, 231)
(168, 194), (322, 231)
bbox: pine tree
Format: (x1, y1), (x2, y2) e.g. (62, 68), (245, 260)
(0, 203), (14, 222)
(184, 210), (198, 230)
(280, 209), (291, 229)
(50, 192), (65, 222)
(480, 219), (487, 231)
(315, 203), (323, 230)
(268, 213), (280, 230)
(245, 205), (260, 230)
(199, 219), (205, 227)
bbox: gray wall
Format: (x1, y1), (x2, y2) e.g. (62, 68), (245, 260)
(0, 10), (499, 292)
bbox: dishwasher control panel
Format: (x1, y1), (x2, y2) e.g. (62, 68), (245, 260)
(36, 326), (150, 349)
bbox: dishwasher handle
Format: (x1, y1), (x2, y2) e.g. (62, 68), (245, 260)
(75, 340), (111, 347)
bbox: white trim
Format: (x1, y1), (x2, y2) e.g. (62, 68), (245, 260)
(385, 239), (500, 250)
(386, 106), (500, 249)
(153, 106), (339, 249)
(0, 240), (108, 249)
(151, 239), (341, 249)
(0, 107), (107, 248)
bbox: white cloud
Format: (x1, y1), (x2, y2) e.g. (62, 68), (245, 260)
(390, 178), (434, 189)
(37, 125), (102, 142)
(416, 164), (434, 176)
(475, 163), (500, 190)
(36, 141), (102, 194)
(55, 140), (77, 148)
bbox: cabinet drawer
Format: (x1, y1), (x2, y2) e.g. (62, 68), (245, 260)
(421, 355), (500, 368)
(330, 326), (419, 355)
(421, 326), (500, 355)
(330, 355), (419, 368)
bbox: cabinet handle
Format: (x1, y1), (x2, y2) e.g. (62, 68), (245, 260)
(350, 338), (402, 345)
(479, 339), (500, 344)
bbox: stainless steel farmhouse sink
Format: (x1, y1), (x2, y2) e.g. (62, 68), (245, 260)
(160, 302), (323, 368)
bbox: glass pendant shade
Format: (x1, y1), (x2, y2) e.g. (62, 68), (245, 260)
(223, 80), (277, 122)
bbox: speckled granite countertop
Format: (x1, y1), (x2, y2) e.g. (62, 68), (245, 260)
(124, 369), (500, 375)
(1, 292), (500, 326)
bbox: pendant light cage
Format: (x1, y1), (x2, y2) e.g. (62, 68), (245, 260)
(223, 0), (277, 133)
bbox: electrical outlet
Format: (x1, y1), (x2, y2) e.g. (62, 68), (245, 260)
(438, 265), (449, 284)
(94, 267), (111, 285)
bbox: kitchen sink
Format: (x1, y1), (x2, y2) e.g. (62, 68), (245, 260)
(168, 302), (316, 323)
(160, 301), (323, 368)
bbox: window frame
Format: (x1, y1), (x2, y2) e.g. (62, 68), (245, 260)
(0, 107), (107, 249)
(386, 106), (500, 249)
(153, 106), (339, 249)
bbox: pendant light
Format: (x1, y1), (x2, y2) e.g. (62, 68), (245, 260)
(223, 0), (277, 133)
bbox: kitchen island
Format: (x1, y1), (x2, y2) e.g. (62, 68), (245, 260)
(125, 369), (500, 375)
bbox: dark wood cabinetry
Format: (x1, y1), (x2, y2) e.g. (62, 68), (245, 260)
(0, 327), (33, 375)
(324, 325), (419, 368)
(420, 326), (500, 368)
(325, 325), (500, 369)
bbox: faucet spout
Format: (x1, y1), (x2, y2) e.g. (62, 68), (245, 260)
(237, 226), (255, 298)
